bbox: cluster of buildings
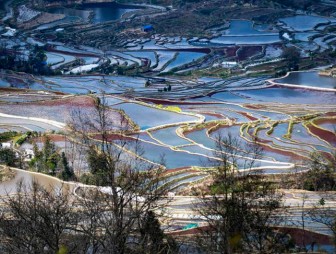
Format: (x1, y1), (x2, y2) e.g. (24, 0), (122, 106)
(0, 142), (34, 161)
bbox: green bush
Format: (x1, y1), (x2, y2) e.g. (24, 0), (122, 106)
(15, 134), (28, 146)
(0, 148), (16, 166)
(0, 131), (18, 142)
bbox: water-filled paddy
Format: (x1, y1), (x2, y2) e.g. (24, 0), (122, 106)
(0, 116), (61, 132)
(275, 71), (336, 89)
(168, 175), (208, 190)
(181, 104), (256, 122)
(184, 128), (281, 170)
(178, 145), (213, 157)
(223, 20), (274, 36)
(47, 7), (90, 22)
(54, 45), (91, 55)
(209, 125), (249, 146)
(210, 35), (280, 45)
(0, 79), (10, 87)
(266, 125), (316, 154)
(150, 126), (190, 146)
(134, 132), (162, 145)
(271, 122), (288, 139)
(69, 64), (99, 74)
(103, 96), (125, 106)
(164, 52), (206, 72)
(81, 57), (100, 64)
(279, 15), (331, 31)
(154, 51), (176, 71)
(257, 128), (312, 157)
(127, 141), (209, 169)
(125, 51), (157, 67)
(160, 172), (198, 185)
(207, 20), (281, 45)
(112, 103), (199, 130)
(0, 125), (33, 132)
(107, 51), (142, 65)
(46, 52), (64, 65)
(0, 94), (59, 103)
(36, 16), (80, 30)
(294, 32), (318, 42)
(314, 36), (333, 51)
(50, 54), (76, 69)
(291, 123), (333, 148)
(316, 122), (336, 133)
(185, 129), (216, 149)
(235, 87), (336, 105)
(210, 92), (255, 103)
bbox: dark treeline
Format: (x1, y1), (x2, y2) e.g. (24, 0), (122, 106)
(0, 44), (60, 75)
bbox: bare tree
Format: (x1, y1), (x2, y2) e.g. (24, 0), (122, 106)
(68, 95), (177, 254)
(293, 193), (310, 253)
(195, 133), (289, 254)
(301, 151), (336, 191)
(305, 151), (336, 250)
(0, 181), (81, 253)
(308, 196), (336, 249)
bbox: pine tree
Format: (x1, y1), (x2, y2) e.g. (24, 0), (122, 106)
(60, 152), (74, 181)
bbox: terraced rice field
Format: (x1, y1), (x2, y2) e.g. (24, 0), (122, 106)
(0, 14), (335, 195)
(0, 72), (333, 187)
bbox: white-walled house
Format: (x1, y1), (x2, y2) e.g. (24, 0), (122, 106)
(23, 148), (34, 161)
(0, 142), (11, 149)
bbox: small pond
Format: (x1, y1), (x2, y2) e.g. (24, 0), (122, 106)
(48, 3), (141, 24)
